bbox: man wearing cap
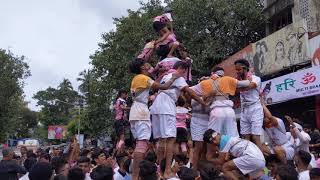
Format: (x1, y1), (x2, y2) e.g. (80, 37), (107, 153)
(0, 148), (26, 180)
(203, 129), (266, 180)
(234, 59), (264, 151)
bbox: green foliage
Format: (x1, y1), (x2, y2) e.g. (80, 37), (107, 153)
(33, 79), (80, 138)
(0, 49), (31, 142)
(77, 0), (266, 137)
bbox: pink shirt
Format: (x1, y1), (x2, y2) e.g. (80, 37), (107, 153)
(156, 33), (179, 47)
(154, 57), (181, 82)
(176, 107), (190, 129)
(114, 98), (127, 120)
(153, 14), (171, 23)
(137, 42), (154, 61)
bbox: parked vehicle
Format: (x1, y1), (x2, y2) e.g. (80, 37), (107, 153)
(17, 138), (40, 151)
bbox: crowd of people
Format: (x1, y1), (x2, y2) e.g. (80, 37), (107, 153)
(2, 7), (320, 180)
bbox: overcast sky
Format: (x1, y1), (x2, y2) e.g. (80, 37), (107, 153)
(0, 0), (149, 111)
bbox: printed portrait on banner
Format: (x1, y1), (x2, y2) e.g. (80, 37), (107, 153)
(252, 20), (310, 76)
(309, 35), (320, 66)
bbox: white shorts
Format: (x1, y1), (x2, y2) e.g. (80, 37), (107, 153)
(152, 114), (176, 139)
(240, 103), (263, 135)
(208, 100), (239, 137)
(130, 120), (151, 140)
(233, 154), (265, 176)
(190, 113), (209, 141)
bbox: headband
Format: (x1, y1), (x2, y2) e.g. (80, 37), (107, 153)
(214, 70), (224, 77)
(208, 132), (218, 143)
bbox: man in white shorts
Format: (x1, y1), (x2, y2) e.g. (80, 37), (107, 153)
(234, 59), (264, 150)
(129, 58), (180, 180)
(189, 86), (210, 170)
(150, 61), (206, 179)
(203, 129), (266, 180)
(262, 103), (294, 163)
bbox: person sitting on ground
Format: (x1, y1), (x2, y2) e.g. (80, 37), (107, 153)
(262, 103), (295, 163)
(28, 162), (53, 180)
(294, 150), (312, 180)
(310, 168), (320, 180)
(275, 165), (298, 180)
(203, 129), (266, 180)
(77, 156), (92, 180)
(19, 157), (37, 180)
(68, 167), (85, 180)
(90, 165), (114, 180)
(139, 160), (158, 180)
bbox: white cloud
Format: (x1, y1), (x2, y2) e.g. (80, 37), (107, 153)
(0, 0), (145, 111)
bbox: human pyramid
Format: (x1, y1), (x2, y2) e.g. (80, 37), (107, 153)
(115, 7), (316, 180)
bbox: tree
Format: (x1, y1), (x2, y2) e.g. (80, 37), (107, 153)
(33, 79), (80, 138)
(0, 49), (30, 142)
(79, 0), (266, 137)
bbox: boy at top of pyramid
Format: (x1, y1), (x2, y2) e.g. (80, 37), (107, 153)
(153, 6), (179, 59)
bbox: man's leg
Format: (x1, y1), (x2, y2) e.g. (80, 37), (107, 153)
(222, 160), (239, 180)
(156, 139), (166, 164)
(252, 135), (264, 151)
(192, 141), (203, 170)
(250, 104), (264, 151)
(240, 110), (251, 141)
(164, 137), (176, 178)
(167, 43), (179, 58)
(132, 140), (148, 180)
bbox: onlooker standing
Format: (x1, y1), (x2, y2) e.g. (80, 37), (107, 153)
(28, 162), (53, 180)
(19, 157), (37, 180)
(68, 167), (85, 180)
(77, 156), (92, 180)
(114, 90), (130, 150)
(294, 150), (312, 180)
(310, 168), (320, 180)
(90, 165), (114, 180)
(275, 165), (298, 180)
(0, 148), (26, 180)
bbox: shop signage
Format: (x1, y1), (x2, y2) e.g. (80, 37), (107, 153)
(261, 66), (320, 105)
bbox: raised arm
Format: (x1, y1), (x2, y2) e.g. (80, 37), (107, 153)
(151, 73), (180, 90)
(155, 29), (170, 44)
(262, 104), (278, 127)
